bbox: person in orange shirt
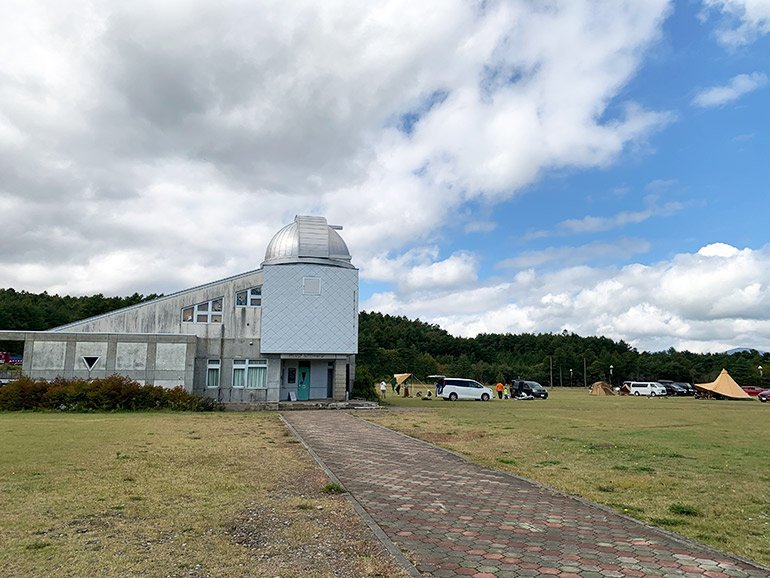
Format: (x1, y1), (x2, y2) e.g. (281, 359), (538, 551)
(495, 382), (504, 399)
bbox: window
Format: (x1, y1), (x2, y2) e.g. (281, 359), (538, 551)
(236, 286), (262, 307)
(206, 359), (220, 388)
(303, 277), (321, 295)
(232, 359), (267, 388)
(182, 297), (224, 323)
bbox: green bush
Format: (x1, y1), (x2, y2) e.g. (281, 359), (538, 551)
(0, 376), (49, 410)
(0, 375), (222, 412)
(351, 367), (378, 401)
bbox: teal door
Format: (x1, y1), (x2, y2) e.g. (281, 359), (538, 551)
(297, 363), (310, 401)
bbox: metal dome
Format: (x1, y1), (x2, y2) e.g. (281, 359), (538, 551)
(263, 215), (353, 267)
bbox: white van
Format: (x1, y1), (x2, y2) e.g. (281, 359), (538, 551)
(628, 381), (667, 397)
(440, 378), (493, 401)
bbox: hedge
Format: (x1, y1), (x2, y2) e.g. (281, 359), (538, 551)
(0, 374), (222, 412)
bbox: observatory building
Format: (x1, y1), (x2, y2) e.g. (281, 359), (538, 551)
(0, 216), (359, 403)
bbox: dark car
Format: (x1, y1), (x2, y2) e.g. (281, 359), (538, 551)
(511, 380), (548, 399)
(742, 385), (765, 396)
(674, 382), (696, 395)
(659, 381), (686, 396)
(759, 390), (770, 402)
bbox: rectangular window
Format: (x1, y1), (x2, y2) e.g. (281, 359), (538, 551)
(181, 297), (225, 323)
(233, 359), (267, 388)
(206, 359), (220, 388)
(236, 286), (262, 307)
(232, 359), (246, 387)
(303, 277), (321, 295)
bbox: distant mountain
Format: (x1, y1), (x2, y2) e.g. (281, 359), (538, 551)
(725, 347), (767, 355)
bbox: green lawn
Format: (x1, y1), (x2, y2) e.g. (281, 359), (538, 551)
(367, 388), (770, 565)
(0, 412), (406, 578)
(3, 396), (768, 573)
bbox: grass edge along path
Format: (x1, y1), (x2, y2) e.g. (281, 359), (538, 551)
(364, 388), (770, 566)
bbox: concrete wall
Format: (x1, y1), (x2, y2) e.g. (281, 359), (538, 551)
(50, 270), (264, 339)
(19, 332), (196, 388)
(260, 263), (358, 354)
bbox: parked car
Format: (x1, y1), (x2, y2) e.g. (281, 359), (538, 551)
(742, 385), (765, 396)
(658, 380), (686, 396)
(628, 381), (667, 396)
(674, 382), (696, 395)
(759, 390), (770, 402)
(440, 378), (493, 401)
(511, 380), (548, 399)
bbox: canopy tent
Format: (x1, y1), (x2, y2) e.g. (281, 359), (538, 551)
(590, 381), (614, 396)
(695, 369), (753, 400)
(388, 373), (436, 397)
(390, 373), (416, 397)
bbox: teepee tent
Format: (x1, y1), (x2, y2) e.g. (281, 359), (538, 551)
(590, 381), (615, 396)
(695, 369), (752, 400)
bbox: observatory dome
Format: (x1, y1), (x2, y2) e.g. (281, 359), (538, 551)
(263, 215), (353, 268)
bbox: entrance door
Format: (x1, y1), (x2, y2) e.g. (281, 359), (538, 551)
(297, 362), (310, 401)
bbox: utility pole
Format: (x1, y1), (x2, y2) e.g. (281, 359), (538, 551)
(549, 356), (553, 387)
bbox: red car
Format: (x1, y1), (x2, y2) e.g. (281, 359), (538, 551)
(742, 385), (765, 396)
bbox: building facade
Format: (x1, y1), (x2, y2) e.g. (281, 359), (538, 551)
(0, 216), (359, 402)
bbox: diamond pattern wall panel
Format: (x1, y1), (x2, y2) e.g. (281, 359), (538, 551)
(260, 264), (358, 354)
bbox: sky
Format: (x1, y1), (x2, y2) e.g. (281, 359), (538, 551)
(1, 0), (769, 354)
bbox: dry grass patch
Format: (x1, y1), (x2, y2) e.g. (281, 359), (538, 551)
(0, 412), (407, 578)
(370, 390), (770, 565)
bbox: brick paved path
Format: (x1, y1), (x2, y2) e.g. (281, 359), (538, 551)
(282, 411), (769, 578)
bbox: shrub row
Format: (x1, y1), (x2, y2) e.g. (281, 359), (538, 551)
(0, 374), (222, 412)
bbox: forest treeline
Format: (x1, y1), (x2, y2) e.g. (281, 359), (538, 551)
(1, 289), (767, 389)
(356, 311), (769, 389)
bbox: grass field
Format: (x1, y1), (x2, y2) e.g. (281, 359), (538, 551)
(0, 412), (407, 578)
(3, 395), (768, 574)
(367, 388), (770, 566)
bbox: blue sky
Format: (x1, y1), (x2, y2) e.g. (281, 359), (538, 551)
(1, 1), (769, 353)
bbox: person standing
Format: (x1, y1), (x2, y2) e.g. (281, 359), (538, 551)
(379, 381), (387, 398)
(496, 382), (504, 399)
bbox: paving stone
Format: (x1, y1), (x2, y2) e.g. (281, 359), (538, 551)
(282, 411), (770, 578)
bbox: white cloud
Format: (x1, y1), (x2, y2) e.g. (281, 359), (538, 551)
(362, 243), (770, 353)
(363, 248), (479, 294)
(698, 242), (741, 257)
(0, 1), (672, 297)
(692, 72), (768, 107)
(702, 0), (770, 46)
(498, 239), (651, 268)
(526, 193), (683, 239)
(464, 220), (497, 234)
